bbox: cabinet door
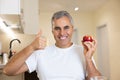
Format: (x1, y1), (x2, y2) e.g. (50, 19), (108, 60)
(0, 0), (20, 14)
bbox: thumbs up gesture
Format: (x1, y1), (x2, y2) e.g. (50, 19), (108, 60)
(30, 30), (47, 50)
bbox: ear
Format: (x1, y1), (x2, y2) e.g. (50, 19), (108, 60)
(72, 27), (74, 33)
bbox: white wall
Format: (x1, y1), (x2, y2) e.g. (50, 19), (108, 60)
(95, 0), (120, 80)
(39, 12), (54, 45)
(71, 12), (95, 44)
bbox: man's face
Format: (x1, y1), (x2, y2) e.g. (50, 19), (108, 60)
(52, 16), (74, 48)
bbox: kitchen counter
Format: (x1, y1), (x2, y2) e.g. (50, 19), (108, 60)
(0, 64), (5, 73)
(0, 64), (4, 69)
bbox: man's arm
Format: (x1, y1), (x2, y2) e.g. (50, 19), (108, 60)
(82, 39), (101, 80)
(3, 31), (46, 76)
(85, 57), (101, 80)
(3, 45), (34, 76)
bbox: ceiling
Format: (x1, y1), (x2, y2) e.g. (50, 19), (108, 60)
(0, 0), (109, 24)
(0, 0), (108, 26)
(39, 0), (108, 12)
(0, 0), (109, 34)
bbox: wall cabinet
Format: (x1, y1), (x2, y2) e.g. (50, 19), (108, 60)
(0, 0), (20, 14)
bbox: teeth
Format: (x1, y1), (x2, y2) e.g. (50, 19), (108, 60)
(60, 36), (67, 40)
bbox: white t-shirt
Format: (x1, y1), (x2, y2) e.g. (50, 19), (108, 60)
(25, 44), (86, 80)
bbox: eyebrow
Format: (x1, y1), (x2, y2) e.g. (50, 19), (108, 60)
(53, 25), (72, 30)
(53, 26), (61, 30)
(64, 25), (70, 28)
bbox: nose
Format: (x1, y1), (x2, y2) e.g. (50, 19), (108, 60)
(60, 29), (66, 36)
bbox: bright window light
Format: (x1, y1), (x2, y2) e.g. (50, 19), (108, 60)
(0, 17), (16, 39)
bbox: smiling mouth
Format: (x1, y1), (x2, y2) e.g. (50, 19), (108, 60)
(59, 36), (67, 40)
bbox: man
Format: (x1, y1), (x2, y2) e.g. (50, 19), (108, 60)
(3, 11), (101, 80)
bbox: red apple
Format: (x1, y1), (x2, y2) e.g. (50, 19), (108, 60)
(82, 35), (93, 42)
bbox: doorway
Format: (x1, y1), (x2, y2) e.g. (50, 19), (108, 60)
(97, 24), (110, 79)
(72, 29), (79, 44)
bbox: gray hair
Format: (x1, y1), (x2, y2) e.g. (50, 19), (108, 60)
(51, 11), (74, 27)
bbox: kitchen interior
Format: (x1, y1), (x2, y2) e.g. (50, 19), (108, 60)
(0, 0), (120, 80)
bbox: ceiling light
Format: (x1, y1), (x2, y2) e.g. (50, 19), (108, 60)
(74, 7), (79, 11)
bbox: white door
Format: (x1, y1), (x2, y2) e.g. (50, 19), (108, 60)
(97, 24), (110, 79)
(72, 29), (78, 44)
(0, 0), (20, 14)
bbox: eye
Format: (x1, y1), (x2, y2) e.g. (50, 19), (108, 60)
(64, 26), (70, 30)
(54, 26), (61, 31)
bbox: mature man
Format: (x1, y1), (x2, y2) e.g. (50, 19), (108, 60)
(3, 11), (101, 80)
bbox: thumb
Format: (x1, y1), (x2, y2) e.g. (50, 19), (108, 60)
(36, 30), (42, 38)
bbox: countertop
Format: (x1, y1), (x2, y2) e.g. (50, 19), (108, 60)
(0, 64), (4, 69)
(0, 64), (4, 73)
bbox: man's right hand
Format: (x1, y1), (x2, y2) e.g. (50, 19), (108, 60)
(30, 30), (47, 50)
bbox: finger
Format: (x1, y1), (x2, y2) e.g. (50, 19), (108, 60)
(93, 39), (97, 47)
(39, 40), (46, 49)
(81, 41), (88, 50)
(84, 42), (91, 49)
(84, 41), (96, 52)
(36, 30), (42, 38)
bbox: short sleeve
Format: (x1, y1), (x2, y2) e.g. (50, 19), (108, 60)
(25, 51), (37, 73)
